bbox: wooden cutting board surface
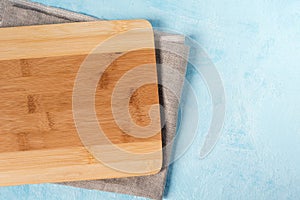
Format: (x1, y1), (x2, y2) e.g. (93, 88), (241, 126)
(0, 20), (162, 186)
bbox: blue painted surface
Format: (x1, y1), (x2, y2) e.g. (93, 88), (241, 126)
(1, 0), (300, 199)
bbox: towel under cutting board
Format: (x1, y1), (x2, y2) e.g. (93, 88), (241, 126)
(0, 0), (189, 199)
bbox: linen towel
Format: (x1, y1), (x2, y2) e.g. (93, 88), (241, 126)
(0, 0), (189, 199)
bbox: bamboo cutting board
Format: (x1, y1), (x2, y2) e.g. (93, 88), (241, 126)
(0, 20), (162, 186)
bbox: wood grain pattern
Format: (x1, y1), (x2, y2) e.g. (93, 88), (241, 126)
(0, 20), (162, 186)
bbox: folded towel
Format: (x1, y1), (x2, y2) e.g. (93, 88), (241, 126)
(0, 0), (189, 199)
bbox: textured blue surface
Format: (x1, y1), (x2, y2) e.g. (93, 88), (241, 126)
(1, 0), (300, 199)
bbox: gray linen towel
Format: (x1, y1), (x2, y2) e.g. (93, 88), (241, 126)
(0, 0), (189, 199)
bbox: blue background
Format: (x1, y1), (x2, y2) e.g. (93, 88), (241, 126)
(1, 0), (300, 199)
